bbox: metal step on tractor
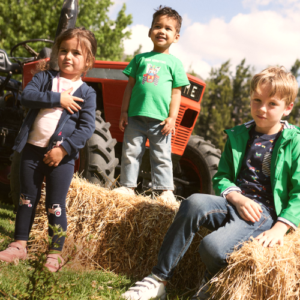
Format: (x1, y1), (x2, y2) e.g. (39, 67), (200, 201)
(0, 0), (221, 208)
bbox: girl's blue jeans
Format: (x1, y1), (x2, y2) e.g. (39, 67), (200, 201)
(152, 193), (277, 280)
(120, 116), (174, 190)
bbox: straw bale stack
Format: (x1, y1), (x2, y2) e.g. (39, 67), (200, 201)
(28, 175), (208, 290)
(29, 175), (300, 297)
(210, 230), (300, 299)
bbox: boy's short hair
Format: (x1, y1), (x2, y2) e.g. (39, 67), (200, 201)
(151, 6), (182, 33)
(251, 66), (298, 105)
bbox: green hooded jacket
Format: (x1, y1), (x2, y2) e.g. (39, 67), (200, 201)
(213, 120), (300, 228)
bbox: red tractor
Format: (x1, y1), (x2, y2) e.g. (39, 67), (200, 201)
(0, 0), (220, 207)
(142, 65), (160, 85)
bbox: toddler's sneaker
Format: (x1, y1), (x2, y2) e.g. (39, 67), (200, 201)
(113, 186), (135, 196)
(44, 253), (64, 272)
(191, 277), (211, 300)
(0, 242), (27, 262)
(121, 275), (166, 300)
(158, 190), (177, 204)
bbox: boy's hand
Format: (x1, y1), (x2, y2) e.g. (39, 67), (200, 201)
(226, 192), (262, 222)
(255, 221), (290, 247)
(160, 117), (176, 135)
(60, 88), (84, 114)
(119, 112), (128, 132)
(43, 146), (68, 167)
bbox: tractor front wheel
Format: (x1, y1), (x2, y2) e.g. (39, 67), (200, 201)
(174, 135), (221, 198)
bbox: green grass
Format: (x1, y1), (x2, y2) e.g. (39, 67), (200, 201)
(0, 262), (131, 299)
(0, 201), (191, 299)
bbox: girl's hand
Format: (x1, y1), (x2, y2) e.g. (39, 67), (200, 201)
(255, 221), (290, 247)
(119, 112), (128, 132)
(43, 146), (68, 167)
(60, 88), (84, 114)
(160, 117), (176, 135)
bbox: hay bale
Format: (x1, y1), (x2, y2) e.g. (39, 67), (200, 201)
(210, 230), (300, 299)
(28, 175), (208, 290)
(28, 175), (300, 296)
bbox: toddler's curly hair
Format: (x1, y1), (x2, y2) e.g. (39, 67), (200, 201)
(151, 6), (182, 33)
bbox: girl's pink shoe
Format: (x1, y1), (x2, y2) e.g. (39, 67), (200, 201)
(44, 253), (64, 272)
(0, 242), (27, 262)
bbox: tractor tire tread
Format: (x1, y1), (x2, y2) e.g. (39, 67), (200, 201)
(79, 110), (118, 186)
(179, 135), (221, 195)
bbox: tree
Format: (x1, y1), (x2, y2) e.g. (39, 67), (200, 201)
(231, 59), (252, 126)
(287, 59), (300, 126)
(194, 61), (233, 151)
(0, 0), (132, 61)
(194, 59), (253, 151)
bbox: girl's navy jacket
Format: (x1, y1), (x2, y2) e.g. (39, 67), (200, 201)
(13, 70), (96, 165)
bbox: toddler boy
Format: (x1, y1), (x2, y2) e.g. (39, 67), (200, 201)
(114, 6), (190, 202)
(121, 67), (300, 300)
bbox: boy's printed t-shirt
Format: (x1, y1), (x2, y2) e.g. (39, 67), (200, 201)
(123, 52), (190, 121)
(236, 127), (282, 210)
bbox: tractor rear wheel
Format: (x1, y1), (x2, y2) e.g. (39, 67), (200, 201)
(78, 110), (118, 186)
(174, 135), (221, 198)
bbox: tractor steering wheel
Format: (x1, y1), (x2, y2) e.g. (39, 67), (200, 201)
(10, 38), (54, 64)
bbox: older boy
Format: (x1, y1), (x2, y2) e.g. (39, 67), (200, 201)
(114, 6), (190, 203)
(121, 67), (300, 300)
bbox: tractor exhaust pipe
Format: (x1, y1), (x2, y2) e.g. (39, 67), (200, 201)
(55, 0), (79, 40)
(50, 0), (78, 69)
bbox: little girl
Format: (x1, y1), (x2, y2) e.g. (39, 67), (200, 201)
(0, 27), (97, 272)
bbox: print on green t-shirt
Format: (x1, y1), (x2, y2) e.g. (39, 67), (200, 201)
(123, 52), (190, 121)
(142, 64), (161, 86)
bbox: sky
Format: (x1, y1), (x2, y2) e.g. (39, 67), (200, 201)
(109, 0), (300, 79)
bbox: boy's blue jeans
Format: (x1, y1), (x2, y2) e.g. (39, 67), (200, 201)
(152, 194), (277, 280)
(120, 116), (174, 190)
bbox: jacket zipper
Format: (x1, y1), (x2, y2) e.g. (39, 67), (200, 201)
(50, 116), (70, 147)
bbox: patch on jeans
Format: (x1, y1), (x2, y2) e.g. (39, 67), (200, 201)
(48, 204), (61, 217)
(19, 194), (32, 207)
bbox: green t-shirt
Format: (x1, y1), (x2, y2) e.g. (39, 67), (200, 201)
(123, 52), (190, 121)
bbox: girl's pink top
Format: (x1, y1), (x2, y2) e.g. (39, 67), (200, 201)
(27, 74), (83, 147)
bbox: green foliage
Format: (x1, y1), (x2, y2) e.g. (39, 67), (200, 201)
(194, 60), (234, 151)
(287, 59), (300, 126)
(231, 59), (252, 126)
(194, 58), (300, 151)
(290, 59), (300, 78)
(0, 0), (132, 61)
(77, 0), (132, 61)
(23, 225), (69, 299)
